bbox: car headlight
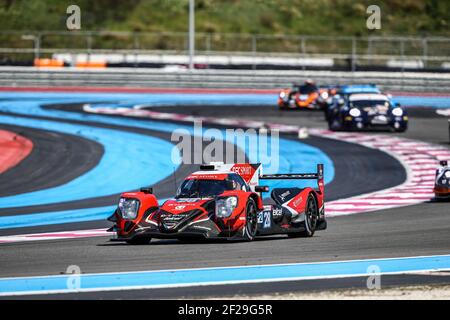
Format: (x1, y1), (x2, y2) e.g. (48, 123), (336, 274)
(392, 108), (403, 116)
(349, 108), (361, 117)
(215, 196), (238, 218)
(118, 198), (140, 220)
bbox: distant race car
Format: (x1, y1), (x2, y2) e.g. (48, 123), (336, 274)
(434, 160), (450, 200)
(326, 85), (408, 132)
(278, 80), (333, 110)
(107, 163), (327, 244)
(323, 84), (380, 119)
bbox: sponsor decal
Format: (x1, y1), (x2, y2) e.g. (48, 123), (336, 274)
(187, 173), (228, 180)
(272, 207), (282, 218)
(161, 214), (186, 221)
(230, 164), (256, 183)
(176, 198), (203, 203)
(280, 190), (291, 202)
(292, 197), (303, 208)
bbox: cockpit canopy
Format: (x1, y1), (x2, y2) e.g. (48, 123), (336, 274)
(175, 172), (249, 198)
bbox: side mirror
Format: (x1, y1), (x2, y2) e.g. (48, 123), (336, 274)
(440, 160), (448, 167)
(255, 186), (269, 193)
(140, 187), (153, 194)
(395, 102), (401, 107)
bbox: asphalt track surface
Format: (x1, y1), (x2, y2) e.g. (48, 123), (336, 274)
(0, 102), (449, 299)
(0, 124), (104, 198)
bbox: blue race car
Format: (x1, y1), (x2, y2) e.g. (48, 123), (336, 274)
(325, 85), (408, 132)
(324, 84), (380, 121)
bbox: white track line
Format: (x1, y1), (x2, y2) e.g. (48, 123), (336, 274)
(0, 228), (110, 244)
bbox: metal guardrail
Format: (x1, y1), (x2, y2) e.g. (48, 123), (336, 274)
(1, 31), (450, 71)
(1, 67), (449, 93)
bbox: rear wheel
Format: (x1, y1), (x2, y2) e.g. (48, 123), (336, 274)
(243, 199), (258, 241)
(288, 194), (318, 238)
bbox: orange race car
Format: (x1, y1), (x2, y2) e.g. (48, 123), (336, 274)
(278, 80), (335, 110)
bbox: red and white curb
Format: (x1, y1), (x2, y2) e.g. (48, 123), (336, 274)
(2, 106), (448, 244)
(0, 228), (110, 244)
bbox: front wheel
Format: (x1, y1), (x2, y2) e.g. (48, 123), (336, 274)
(243, 199), (258, 241)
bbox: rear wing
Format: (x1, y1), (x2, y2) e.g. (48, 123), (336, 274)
(260, 164), (324, 194)
(204, 162), (324, 194)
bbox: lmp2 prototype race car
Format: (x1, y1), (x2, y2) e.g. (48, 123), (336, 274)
(434, 160), (450, 200)
(325, 84), (408, 132)
(278, 80), (333, 110)
(107, 163), (326, 244)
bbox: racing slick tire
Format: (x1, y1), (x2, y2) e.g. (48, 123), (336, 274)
(243, 198), (258, 241)
(288, 194), (318, 238)
(126, 237), (151, 245)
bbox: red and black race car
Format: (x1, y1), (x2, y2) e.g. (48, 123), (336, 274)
(434, 160), (450, 200)
(107, 163), (326, 244)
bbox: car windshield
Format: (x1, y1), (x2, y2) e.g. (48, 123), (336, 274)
(175, 179), (233, 198)
(350, 100), (390, 109)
